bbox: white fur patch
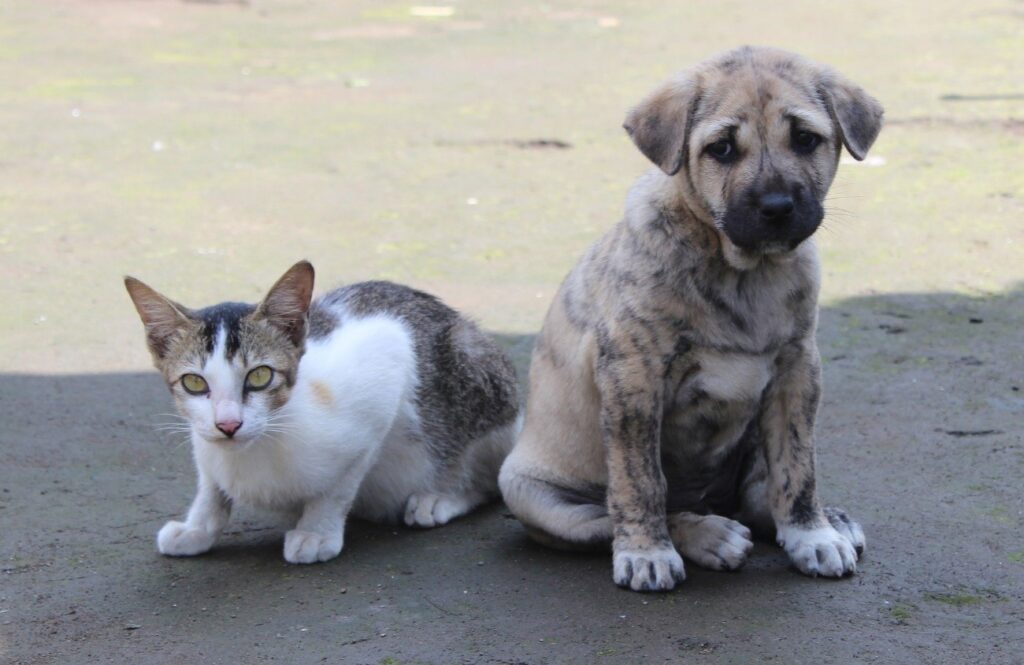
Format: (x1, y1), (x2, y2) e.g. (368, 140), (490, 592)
(284, 529), (344, 564)
(404, 493), (474, 528)
(612, 545), (686, 592)
(175, 326), (247, 442)
(157, 520), (216, 557)
(777, 523), (858, 577)
(831, 516), (866, 554)
(692, 349), (773, 402)
(195, 314), (417, 511)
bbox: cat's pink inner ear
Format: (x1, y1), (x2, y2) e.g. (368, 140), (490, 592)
(124, 277), (193, 359)
(257, 261), (315, 345)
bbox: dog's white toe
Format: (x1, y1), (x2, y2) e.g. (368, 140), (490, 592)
(612, 545), (686, 592)
(777, 524), (858, 577)
(825, 507), (866, 556)
(669, 513), (754, 571)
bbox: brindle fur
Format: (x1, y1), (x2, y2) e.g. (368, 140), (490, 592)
(499, 46), (882, 591)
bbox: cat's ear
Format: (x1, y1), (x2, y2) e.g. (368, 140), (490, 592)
(124, 277), (195, 360)
(256, 261), (315, 346)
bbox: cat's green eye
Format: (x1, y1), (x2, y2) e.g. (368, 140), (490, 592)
(245, 366), (274, 391)
(181, 374), (209, 395)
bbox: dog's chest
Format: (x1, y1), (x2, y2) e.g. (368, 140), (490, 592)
(661, 349), (774, 459)
(686, 349), (773, 403)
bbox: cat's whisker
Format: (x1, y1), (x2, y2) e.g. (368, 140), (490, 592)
(152, 413), (188, 422)
(262, 417), (298, 428)
(153, 427), (194, 435)
(263, 428), (315, 447)
(153, 423), (189, 429)
(263, 414), (295, 426)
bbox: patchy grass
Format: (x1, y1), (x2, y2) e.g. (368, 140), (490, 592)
(890, 604), (914, 623)
(925, 593), (986, 607)
(986, 507), (1017, 525)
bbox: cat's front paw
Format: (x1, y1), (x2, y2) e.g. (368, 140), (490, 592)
(157, 520), (215, 557)
(283, 529), (343, 564)
(777, 523), (858, 577)
(612, 543), (686, 592)
(403, 492), (473, 528)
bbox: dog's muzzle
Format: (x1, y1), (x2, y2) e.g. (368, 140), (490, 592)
(721, 188), (824, 252)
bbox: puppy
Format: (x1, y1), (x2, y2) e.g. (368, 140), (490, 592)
(499, 46), (883, 591)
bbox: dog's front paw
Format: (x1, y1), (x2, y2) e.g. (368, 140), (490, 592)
(157, 520), (215, 557)
(824, 507), (866, 556)
(777, 523), (858, 577)
(669, 513), (753, 571)
(612, 544), (686, 592)
(284, 529), (343, 564)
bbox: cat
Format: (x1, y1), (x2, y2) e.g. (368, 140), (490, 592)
(124, 260), (521, 564)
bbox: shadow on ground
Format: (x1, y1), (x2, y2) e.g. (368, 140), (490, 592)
(2, 286), (1022, 664)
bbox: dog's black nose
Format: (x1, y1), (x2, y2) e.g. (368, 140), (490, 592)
(758, 193), (794, 222)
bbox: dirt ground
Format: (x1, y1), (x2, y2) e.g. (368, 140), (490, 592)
(1, 1), (1022, 663)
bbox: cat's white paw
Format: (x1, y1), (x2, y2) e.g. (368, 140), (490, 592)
(403, 493), (471, 528)
(157, 520), (215, 557)
(777, 523), (858, 577)
(670, 514), (753, 571)
(283, 529), (343, 564)
(612, 544), (686, 592)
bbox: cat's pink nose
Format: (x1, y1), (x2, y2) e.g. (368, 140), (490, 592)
(216, 420), (242, 437)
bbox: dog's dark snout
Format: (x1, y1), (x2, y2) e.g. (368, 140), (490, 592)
(758, 193), (794, 222)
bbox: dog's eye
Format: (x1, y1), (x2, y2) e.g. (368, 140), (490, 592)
(792, 130), (822, 154)
(706, 139), (737, 163)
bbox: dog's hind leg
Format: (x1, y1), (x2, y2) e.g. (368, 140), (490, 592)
(500, 467), (755, 571)
(499, 466), (612, 551)
(732, 447), (777, 540)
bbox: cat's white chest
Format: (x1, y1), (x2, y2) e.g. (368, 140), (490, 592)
(192, 314), (420, 512)
(195, 432), (336, 510)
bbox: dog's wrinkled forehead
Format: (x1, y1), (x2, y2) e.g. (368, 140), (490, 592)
(624, 46), (884, 175)
(690, 57), (835, 146)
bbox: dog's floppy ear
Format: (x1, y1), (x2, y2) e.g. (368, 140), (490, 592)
(817, 71), (884, 161)
(623, 74), (701, 176)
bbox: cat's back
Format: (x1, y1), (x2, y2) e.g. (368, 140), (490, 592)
(312, 280), (458, 340)
(313, 280), (520, 444)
